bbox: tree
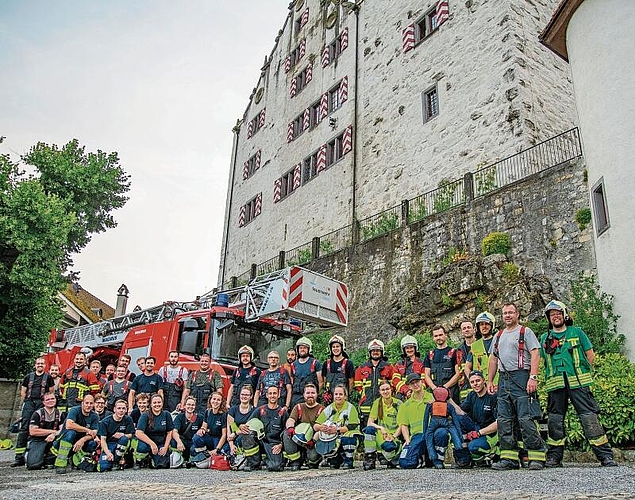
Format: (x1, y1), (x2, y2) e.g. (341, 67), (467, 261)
(0, 138), (130, 378)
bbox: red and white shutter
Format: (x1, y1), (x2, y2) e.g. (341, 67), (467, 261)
(284, 55), (291, 73)
(317, 144), (327, 172)
(259, 108), (266, 129)
(306, 62), (312, 84)
(273, 178), (282, 203)
(239, 205), (246, 227)
(435, 0), (449, 27)
(301, 7), (309, 29)
(289, 266), (303, 308)
(339, 76), (348, 104)
(247, 120), (253, 139)
(340, 27), (349, 52)
(254, 193), (262, 217)
(303, 108), (310, 131)
(243, 160), (250, 180)
(290, 76), (297, 98)
(336, 283), (348, 325)
(319, 92), (328, 120)
(255, 150), (261, 170)
(299, 39), (306, 59)
(287, 122), (294, 143)
(342, 125), (353, 155)
(293, 163), (302, 189)
(322, 45), (330, 67)
(402, 23), (415, 52)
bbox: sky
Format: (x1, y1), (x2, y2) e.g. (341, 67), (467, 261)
(0, 1), (290, 310)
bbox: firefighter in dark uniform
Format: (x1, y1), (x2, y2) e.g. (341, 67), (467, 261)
(393, 335), (425, 399)
(227, 346), (261, 408)
(540, 300), (617, 467)
(289, 337), (323, 408)
(354, 339), (397, 427)
(321, 335), (354, 405)
(26, 392), (61, 470)
(180, 353), (223, 415)
(424, 325), (461, 404)
(58, 352), (101, 416)
(12, 356), (55, 467)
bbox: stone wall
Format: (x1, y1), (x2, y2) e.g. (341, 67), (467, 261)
(306, 157), (592, 348)
(0, 379), (21, 440)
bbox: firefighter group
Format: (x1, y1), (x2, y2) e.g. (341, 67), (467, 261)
(10, 300), (618, 474)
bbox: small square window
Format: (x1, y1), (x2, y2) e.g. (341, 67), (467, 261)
(592, 178), (610, 236)
(415, 8), (439, 43)
(422, 85), (439, 122)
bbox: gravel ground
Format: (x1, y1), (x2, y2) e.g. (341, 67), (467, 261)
(1, 450), (634, 500)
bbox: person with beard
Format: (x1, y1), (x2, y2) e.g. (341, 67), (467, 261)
(321, 335), (354, 405)
(58, 352), (101, 416)
(181, 353), (223, 415)
(458, 321), (477, 400)
(393, 335), (425, 400)
(283, 348), (296, 377)
(540, 300), (617, 468)
(283, 383), (324, 470)
(289, 337), (323, 408)
(354, 339), (396, 427)
(464, 312), (497, 388)
(254, 351), (292, 408)
(424, 325), (462, 404)
(227, 346), (261, 408)
(49, 363), (62, 400)
(158, 350), (189, 412)
(128, 356), (164, 412)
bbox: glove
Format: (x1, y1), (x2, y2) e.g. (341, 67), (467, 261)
(465, 430), (480, 441)
(305, 439), (315, 449)
(322, 392), (333, 405)
(286, 427), (295, 438)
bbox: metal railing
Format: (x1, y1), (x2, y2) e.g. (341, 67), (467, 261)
(226, 128), (582, 282)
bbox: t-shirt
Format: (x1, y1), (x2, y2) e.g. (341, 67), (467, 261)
(396, 393), (432, 436)
(98, 414), (135, 443)
(95, 409), (113, 422)
(137, 410), (174, 445)
(29, 407), (61, 441)
(158, 365), (189, 384)
(102, 379), (131, 408)
(22, 372), (54, 401)
(289, 403), (324, 424)
(227, 404), (254, 430)
(321, 358), (355, 390)
(460, 390), (497, 428)
(130, 373), (164, 394)
(173, 412), (203, 442)
(292, 358), (323, 382)
(256, 368), (291, 405)
(64, 405), (100, 434)
(489, 325), (540, 372)
(202, 410), (227, 438)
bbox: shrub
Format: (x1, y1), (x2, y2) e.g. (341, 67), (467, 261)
(481, 232), (512, 256)
(501, 262), (519, 281)
(575, 207), (592, 230)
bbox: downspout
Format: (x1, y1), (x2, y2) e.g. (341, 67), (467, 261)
(220, 122), (241, 286)
(349, 1), (362, 228)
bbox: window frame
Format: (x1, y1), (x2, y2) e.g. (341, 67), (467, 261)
(280, 168), (298, 201)
(415, 7), (439, 44)
(291, 114), (304, 140)
(302, 151), (319, 185)
(295, 66), (311, 95)
(243, 196), (258, 226)
(592, 177), (610, 236)
(326, 133), (344, 168)
(245, 152), (259, 179)
(422, 84), (439, 123)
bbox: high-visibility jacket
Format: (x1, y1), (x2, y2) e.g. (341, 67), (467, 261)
(354, 360), (396, 416)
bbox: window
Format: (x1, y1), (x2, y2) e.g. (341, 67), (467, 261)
(294, 65), (312, 94)
(280, 168), (297, 200)
(323, 28), (348, 68)
(243, 196), (259, 225)
(244, 151), (260, 179)
(294, 16), (302, 35)
(592, 178), (610, 236)
(248, 115), (263, 137)
(415, 8), (439, 43)
(310, 101), (322, 128)
(326, 133), (344, 168)
(326, 38), (342, 64)
(292, 114), (304, 139)
(328, 85), (341, 114)
(303, 151), (319, 184)
(422, 85), (439, 123)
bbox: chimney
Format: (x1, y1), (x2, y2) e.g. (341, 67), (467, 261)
(115, 284), (129, 317)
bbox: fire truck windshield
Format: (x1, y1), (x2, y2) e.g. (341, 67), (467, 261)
(209, 318), (298, 368)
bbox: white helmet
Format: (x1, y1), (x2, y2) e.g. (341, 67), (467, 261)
(170, 451), (184, 469)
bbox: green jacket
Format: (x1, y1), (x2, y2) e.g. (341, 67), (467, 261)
(540, 326), (593, 392)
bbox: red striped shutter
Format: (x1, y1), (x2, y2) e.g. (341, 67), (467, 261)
(340, 27), (349, 51)
(303, 108), (310, 131)
(243, 160), (250, 180)
(322, 45), (330, 67)
(435, 0), (449, 26)
(320, 93), (328, 119)
(239, 205), (246, 227)
(287, 122), (294, 143)
(273, 178), (282, 203)
(306, 63), (312, 84)
(290, 77), (297, 98)
(402, 23), (415, 52)
(301, 8), (309, 29)
(255, 150), (261, 170)
(299, 39), (306, 59)
(247, 120), (253, 139)
(285, 55), (291, 73)
(259, 109), (266, 128)
(254, 193), (262, 217)
(293, 164), (302, 189)
(342, 125), (353, 155)
(317, 144), (327, 172)
(339, 76), (348, 104)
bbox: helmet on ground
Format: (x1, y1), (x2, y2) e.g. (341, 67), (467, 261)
(367, 339), (385, 353)
(238, 345), (254, 359)
(317, 419), (338, 442)
(292, 422), (315, 446)
(296, 337), (313, 353)
(329, 335), (346, 351)
(246, 418), (265, 440)
(315, 437), (338, 458)
(544, 300), (573, 328)
(475, 311), (496, 338)
(193, 455), (211, 469)
(170, 451), (184, 468)
(400, 335), (419, 356)
(230, 453), (246, 470)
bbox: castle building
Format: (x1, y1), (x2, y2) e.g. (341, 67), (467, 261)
(219, 0), (578, 284)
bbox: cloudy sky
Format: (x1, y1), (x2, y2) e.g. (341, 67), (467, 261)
(1, 1), (289, 309)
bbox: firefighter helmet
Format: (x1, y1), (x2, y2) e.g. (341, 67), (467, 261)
(544, 300), (572, 328)
(400, 335), (418, 352)
(246, 418), (265, 440)
(170, 451), (184, 469)
(296, 336), (313, 353)
(368, 339), (385, 352)
(475, 311), (496, 339)
(328, 334), (346, 351)
(292, 422), (315, 446)
(237, 345), (254, 359)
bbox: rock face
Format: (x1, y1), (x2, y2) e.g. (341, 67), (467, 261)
(218, 0), (579, 284)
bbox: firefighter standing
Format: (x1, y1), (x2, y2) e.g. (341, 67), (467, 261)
(158, 350), (189, 412)
(58, 352), (100, 416)
(289, 337), (323, 408)
(464, 312), (497, 387)
(227, 346), (261, 408)
(540, 300), (617, 467)
(424, 326), (462, 404)
(393, 335), (425, 399)
(321, 335), (354, 405)
(181, 353), (223, 415)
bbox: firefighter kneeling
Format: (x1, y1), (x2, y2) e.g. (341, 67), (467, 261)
(283, 383), (324, 470)
(362, 379), (402, 470)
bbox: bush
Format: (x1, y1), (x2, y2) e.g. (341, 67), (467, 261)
(481, 232), (512, 256)
(575, 207), (592, 230)
(501, 262), (519, 281)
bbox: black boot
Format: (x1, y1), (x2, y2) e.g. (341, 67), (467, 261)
(363, 452), (376, 471)
(11, 455), (25, 468)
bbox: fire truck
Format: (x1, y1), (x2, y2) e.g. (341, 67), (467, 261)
(43, 267), (349, 389)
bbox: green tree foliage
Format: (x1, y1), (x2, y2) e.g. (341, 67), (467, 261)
(0, 139), (130, 378)
(481, 231), (512, 256)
